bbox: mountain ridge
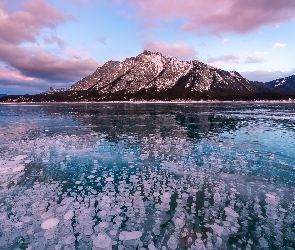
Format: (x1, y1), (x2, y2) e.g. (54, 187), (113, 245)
(1, 51), (295, 102)
(263, 75), (295, 93)
(69, 50), (259, 95)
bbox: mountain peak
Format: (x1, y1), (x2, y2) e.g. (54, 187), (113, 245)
(141, 50), (163, 57)
(69, 51), (260, 99)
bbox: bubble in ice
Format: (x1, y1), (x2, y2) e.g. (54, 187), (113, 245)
(162, 192), (171, 199)
(148, 243), (156, 250)
(12, 165), (25, 172)
(41, 218), (60, 230)
(56, 205), (68, 213)
(64, 235), (75, 245)
(13, 155), (27, 161)
(84, 226), (93, 236)
(93, 233), (112, 248)
(109, 230), (117, 236)
(119, 231), (142, 241)
(98, 222), (109, 229)
(167, 235), (178, 250)
(153, 192), (160, 197)
(224, 207), (239, 218)
(64, 210), (74, 220)
(22, 216), (32, 223)
(265, 193), (278, 205)
(210, 224), (224, 236)
(99, 195), (112, 209)
(195, 238), (205, 248)
(174, 218), (185, 228)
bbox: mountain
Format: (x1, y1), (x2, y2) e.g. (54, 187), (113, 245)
(263, 75), (295, 94)
(1, 51), (295, 102)
(69, 50), (260, 100)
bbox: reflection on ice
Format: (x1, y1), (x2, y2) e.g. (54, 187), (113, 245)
(0, 103), (295, 249)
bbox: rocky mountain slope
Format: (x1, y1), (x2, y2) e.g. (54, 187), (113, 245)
(70, 51), (258, 97)
(263, 75), (295, 93)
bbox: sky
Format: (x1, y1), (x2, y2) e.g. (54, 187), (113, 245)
(0, 0), (294, 94)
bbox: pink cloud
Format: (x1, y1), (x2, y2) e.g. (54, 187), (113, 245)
(0, 0), (99, 90)
(240, 69), (295, 82)
(44, 34), (67, 48)
(207, 54), (265, 66)
(207, 55), (240, 64)
(0, 0), (74, 44)
(0, 69), (35, 81)
(0, 74), (59, 94)
(143, 41), (197, 60)
(128, 0), (295, 34)
(0, 43), (98, 81)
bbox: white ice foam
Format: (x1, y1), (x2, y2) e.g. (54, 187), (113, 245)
(119, 231), (142, 240)
(93, 233), (112, 248)
(64, 210), (74, 221)
(12, 165), (25, 172)
(210, 224), (224, 236)
(41, 218), (60, 229)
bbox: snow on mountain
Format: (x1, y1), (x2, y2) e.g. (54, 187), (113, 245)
(263, 75), (295, 93)
(70, 51), (257, 96)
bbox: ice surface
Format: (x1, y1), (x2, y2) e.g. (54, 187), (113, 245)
(0, 103), (294, 249)
(105, 177), (114, 182)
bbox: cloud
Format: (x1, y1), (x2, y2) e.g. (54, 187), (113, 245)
(143, 41), (197, 60)
(244, 57), (265, 64)
(127, 0), (295, 34)
(207, 55), (265, 65)
(222, 38), (230, 43)
(240, 69), (295, 82)
(254, 51), (269, 56)
(0, 43), (98, 81)
(0, 67), (56, 94)
(207, 55), (240, 64)
(0, 0), (75, 45)
(273, 43), (288, 49)
(0, 0), (100, 93)
(0, 75), (65, 95)
(44, 34), (67, 48)
(97, 37), (107, 45)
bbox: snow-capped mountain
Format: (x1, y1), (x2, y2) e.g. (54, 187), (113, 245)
(263, 75), (295, 93)
(2, 51), (295, 102)
(69, 51), (258, 98)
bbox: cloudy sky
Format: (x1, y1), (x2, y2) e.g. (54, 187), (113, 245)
(0, 0), (294, 94)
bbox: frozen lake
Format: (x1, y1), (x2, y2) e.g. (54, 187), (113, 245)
(0, 102), (295, 249)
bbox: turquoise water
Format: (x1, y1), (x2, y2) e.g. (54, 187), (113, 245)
(0, 102), (294, 249)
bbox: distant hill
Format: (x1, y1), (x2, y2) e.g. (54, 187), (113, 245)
(1, 51), (295, 102)
(263, 75), (295, 94)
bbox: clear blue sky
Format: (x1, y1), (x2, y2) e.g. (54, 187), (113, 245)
(0, 0), (294, 94)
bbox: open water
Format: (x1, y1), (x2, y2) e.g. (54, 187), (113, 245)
(0, 102), (294, 249)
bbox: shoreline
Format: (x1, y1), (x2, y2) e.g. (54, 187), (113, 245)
(1, 99), (295, 105)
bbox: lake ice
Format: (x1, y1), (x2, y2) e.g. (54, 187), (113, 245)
(0, 102), (294, 249)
